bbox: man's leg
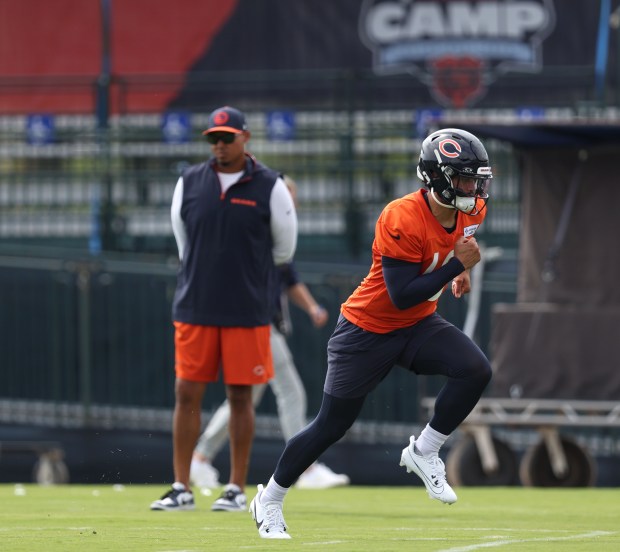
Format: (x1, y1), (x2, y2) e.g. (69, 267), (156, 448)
(226, 383), (255, 490)
(209, 383), (257, 512)
(151, 376), (206, 511)
(211, 385), (254, 512)
(152, 322), (218, 511)
(173, 377), (206, 487)
(212, 324), (272, 512)
(194, 383), (267, 461)
(192, 384), (267, 490)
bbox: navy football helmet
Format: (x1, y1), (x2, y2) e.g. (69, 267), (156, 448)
(417, 128), (492, 215)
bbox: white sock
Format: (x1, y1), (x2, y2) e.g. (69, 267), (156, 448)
(261, 475), (289, 505)
(414, 424), (449, 457)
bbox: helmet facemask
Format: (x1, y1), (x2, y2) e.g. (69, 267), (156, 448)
(416, 128), (493, 216)
(439, 163), (491, 215)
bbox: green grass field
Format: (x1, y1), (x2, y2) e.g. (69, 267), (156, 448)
(1, 484), (618, 551)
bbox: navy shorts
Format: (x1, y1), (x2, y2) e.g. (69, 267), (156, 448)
(324, 312), (453, 399)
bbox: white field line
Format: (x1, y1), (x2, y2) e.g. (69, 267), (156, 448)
(436, 531), (615, 552)
(238, 546), (348, 550)
(239, 541), (350, 550)
(238, 542), (348, 549)
(392, 527), (574, 533)
(302, 541), (347, 546)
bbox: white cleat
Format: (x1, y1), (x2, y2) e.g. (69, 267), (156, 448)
(296, 462), (351, 489)
(399, 436), (457, 504)
(249, 484), (291, 539)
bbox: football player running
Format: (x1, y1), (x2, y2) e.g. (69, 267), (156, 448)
(250, 128), (494, 539)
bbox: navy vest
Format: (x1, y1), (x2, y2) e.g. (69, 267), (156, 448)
(172, 155), (278, 326)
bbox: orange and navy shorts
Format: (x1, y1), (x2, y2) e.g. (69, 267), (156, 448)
(173, 321), (273, 385)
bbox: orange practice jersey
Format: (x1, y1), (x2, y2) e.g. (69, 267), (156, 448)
(341, 189), (486, 333)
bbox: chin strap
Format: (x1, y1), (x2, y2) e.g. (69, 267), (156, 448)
(430, 189), (455, 210)
(430, 188), (478, 214)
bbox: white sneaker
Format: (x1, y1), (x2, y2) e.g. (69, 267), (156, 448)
(399, 436), (457, 504)
(190, 458), (221, 489)
(150, 482), (195, 511)
(211, 483), (247, 512)
(296, 462), (351, 489)
(249, 484), (291, 539)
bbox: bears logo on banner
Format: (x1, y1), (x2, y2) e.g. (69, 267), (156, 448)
(359, 0), (556, 108)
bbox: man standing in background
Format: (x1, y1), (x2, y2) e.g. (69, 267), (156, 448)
(151, 106), (297, 512)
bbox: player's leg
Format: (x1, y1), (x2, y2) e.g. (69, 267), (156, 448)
(272, 313), (399, 486)
(399, 321), (491, 504)
(413, 325), (491, 435)
(272, 392), (364, 487)
(250, 392), (365, 538)
(269, 326), (351, 489)
(251, 315), (400, 537)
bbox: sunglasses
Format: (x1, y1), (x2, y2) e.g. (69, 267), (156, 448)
(206, 132), (238, 145)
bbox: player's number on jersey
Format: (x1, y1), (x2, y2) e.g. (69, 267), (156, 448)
(424, 250), (454, 302)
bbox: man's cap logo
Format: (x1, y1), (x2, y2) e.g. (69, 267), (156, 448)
(213, 111), (229, 125)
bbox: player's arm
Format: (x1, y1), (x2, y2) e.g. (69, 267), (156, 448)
(287, 282), (328, 328)
(170, 176), (187, 261)
(270, 177), (298, 265)
(279, 262), (327, 327)
(382, 256), (465, 310)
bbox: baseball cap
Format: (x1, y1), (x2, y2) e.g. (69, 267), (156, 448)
(202, 106), (248, 135)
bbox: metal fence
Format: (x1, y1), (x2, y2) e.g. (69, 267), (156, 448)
(0, 249), (515, 428)
(0, 111), (521, 256)
(0, 110), (520, 428)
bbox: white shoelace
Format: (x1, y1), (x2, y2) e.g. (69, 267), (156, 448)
(265, 503), (287, 532)
(430, 456), (447, 480)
